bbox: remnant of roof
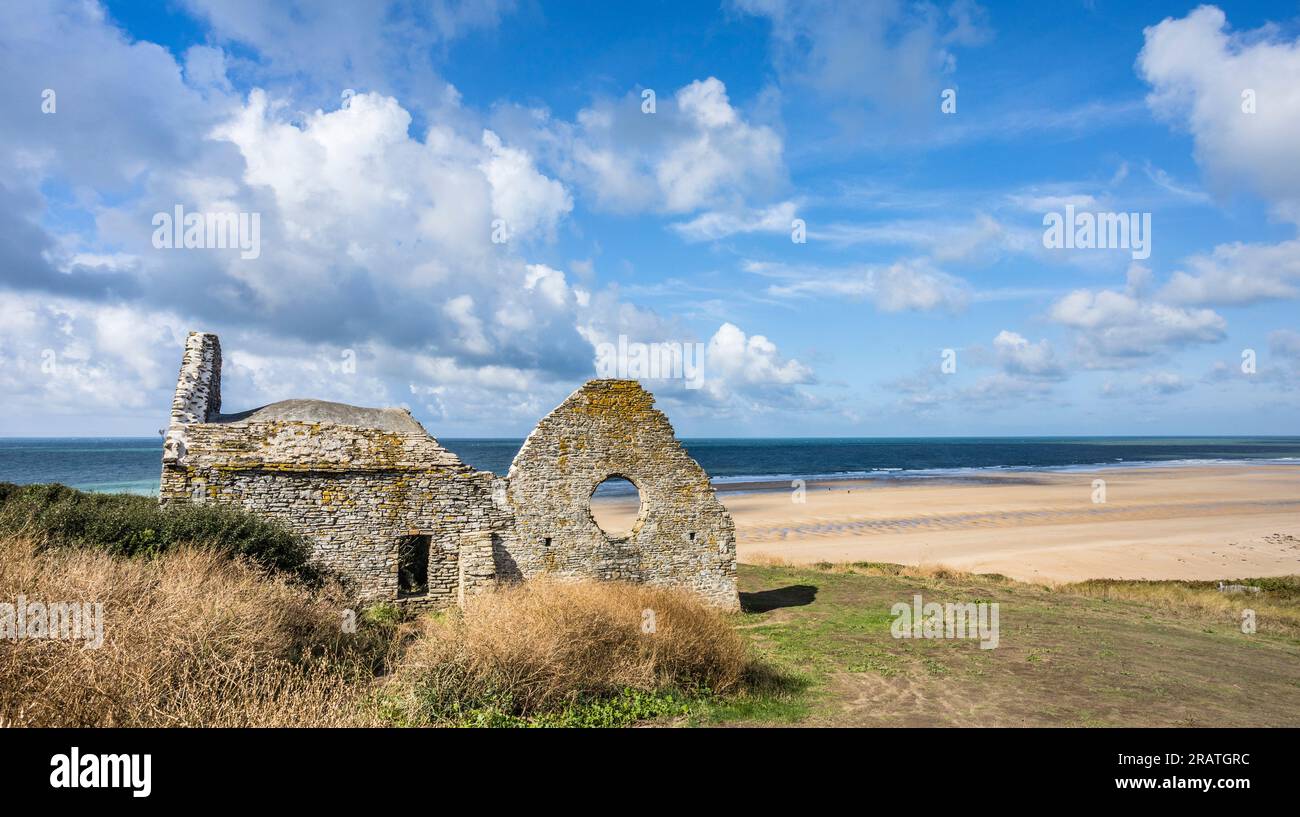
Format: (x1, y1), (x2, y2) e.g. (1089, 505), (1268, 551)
(215, 399), (428, 435)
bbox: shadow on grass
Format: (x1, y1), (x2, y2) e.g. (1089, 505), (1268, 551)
(691, 657), (813, 725)
(740, 584), (818, 613)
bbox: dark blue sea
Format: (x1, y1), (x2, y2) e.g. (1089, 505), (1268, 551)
(2, 436), (1299, 496)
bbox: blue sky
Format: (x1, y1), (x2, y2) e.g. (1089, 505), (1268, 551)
(0, 1), (1297, 437)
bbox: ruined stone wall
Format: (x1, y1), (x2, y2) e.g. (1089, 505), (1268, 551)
(160, 336), (738, 610)
(506, 380), (738, 609)
(160, 421), (509, 604)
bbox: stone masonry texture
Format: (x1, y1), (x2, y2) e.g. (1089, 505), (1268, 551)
(159, 332), (739, 609)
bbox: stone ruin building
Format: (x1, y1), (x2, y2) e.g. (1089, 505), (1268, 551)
(159, 332), (738, 609)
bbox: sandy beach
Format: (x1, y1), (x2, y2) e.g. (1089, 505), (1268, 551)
(593, 465), (1300, 583)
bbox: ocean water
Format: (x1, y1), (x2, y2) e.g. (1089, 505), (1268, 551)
(0, 438), (166, 495)
(2, 436), (1299, 497)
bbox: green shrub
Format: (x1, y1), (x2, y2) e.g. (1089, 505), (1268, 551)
(362, 602), (406, 626)
(0, 482), (312, 577)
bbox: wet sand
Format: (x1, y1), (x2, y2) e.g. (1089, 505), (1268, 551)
(591, 465), (1300, 582)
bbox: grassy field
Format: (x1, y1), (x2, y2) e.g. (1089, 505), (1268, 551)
(711, 562), (1300, 727)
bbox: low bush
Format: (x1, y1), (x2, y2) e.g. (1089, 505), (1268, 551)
(0, 482), (312, 576)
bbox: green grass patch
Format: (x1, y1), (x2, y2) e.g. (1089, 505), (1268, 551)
(0, 482), (313, 577)
(387, 686), (696, 728)
(729, 561), (1300, 727)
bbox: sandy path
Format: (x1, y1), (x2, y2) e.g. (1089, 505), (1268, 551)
(591, 465), (1300, 582)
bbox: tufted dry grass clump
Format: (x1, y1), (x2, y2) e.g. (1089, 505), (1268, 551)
(0, 535), (389, 727)
(385, 578), (755, 725)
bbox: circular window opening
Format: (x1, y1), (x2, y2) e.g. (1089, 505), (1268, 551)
(589, 476), (643, 538)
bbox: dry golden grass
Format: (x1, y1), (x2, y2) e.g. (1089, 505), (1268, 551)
(1057, 577), (1300, 639)
(1, 535), (763, 727)
(385, 578), (753, 724)
(744, 552), (796, 567)
(744, 556), (1012, 583)
(0, 535), (386, 727)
